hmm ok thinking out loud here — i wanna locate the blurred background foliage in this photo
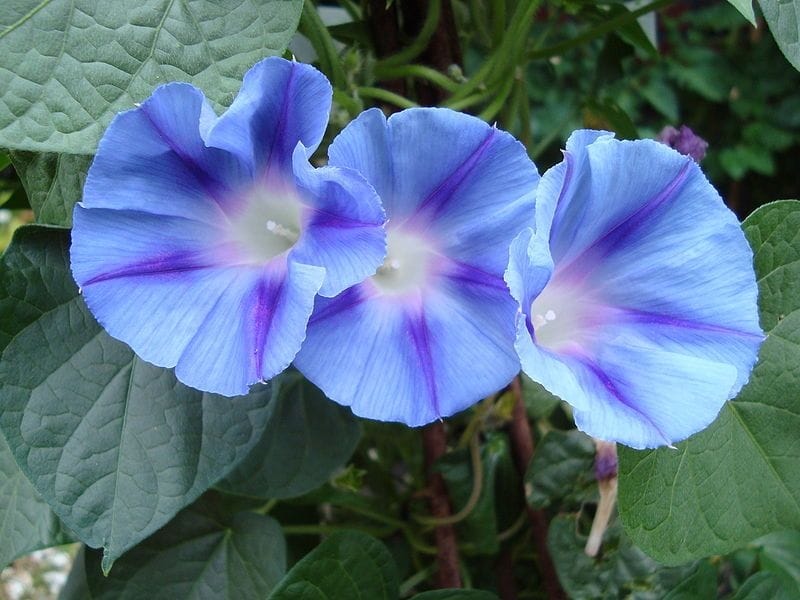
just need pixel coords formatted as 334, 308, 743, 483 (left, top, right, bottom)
306, 0, 800, 217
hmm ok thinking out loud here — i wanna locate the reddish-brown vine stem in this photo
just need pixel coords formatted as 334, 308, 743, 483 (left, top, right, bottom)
509, 377, 566, 600
422, 421, 462, 588
496, 546, 519, 600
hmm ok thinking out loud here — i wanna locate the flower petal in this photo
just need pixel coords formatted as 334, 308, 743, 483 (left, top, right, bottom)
601, 310, 763, 396
328, 108, 394, 205
295, 274, 519, 426
206, 57, 332, 175
82, 83, 247, 224
515, 325, 738, 448
294, 287, 432, 423
329, 107, 539, 276
72, 206, 238, 369
300, 107, 537, 425
572, 337, 737, 448
291, 145, 386, 297
552, 135, 762, 391
424, 272, 521, 417
535, 129, 613, 241
504, 227, 553, 316
177, 260, 325, 395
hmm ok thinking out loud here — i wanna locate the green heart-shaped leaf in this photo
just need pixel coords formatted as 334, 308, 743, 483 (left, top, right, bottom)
0, 226, 275, 571
0, 0, 303, 154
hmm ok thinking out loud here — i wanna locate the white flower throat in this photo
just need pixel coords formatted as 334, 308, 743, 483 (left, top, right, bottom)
371, 229, 435, 294
529, 278, 595, 351
230, 186, 302, 263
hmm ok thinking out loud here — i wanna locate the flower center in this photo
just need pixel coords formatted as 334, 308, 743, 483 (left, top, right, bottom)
529, 278, 602, 352
229, 184, 302, 263
370, 229, 436, 295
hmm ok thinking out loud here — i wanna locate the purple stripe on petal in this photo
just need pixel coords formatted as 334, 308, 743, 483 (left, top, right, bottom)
309, 286, 367, 325
252, 276, 284, 377
263, 61, 297, 177
310, 210, 383, 230
614, 307, 764, 339
139, 103, 231, 205
574, 354, 671, 445
559, 161, 691, 278
83, 251, 215, 286
443, 259, 509, 291
526, 315, 536, 341
550, 150, 576, 237
406, 308, 440, 417
415, 128, 496, 219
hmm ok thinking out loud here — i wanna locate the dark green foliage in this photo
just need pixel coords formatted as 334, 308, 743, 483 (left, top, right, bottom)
755, 531, 800, 596
269, 531, 398, 600
219, 372, 362, 500
438, 433, 509, 555
411, 591, 498, 600
61, 494, 286, 600
548, 516, 712, 599
526, 430, 596, 510
731, 572, 796, 600
759, 0, 800, 71
0, 432, 71, 569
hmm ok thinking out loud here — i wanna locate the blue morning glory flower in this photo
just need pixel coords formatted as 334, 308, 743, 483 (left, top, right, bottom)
70, 57, 385, 396
294, 108, 540, 426
505, 130, 763, 449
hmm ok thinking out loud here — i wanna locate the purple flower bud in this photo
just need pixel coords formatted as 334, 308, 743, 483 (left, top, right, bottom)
586, 439, 619, 557
657, 125, 709, 162
593, 440, 618, 481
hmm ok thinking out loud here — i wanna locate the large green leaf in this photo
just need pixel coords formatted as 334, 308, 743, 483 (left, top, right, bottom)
219, 372, 361, 499
0, 226, 275, 571
0, 431, 70, 569
759, 0, 800, 72
0, 0, 304, 154
9, 151, 92, 227
63, 495, 286, 599
269, 531, 399, 600
618, 201, 800, 564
